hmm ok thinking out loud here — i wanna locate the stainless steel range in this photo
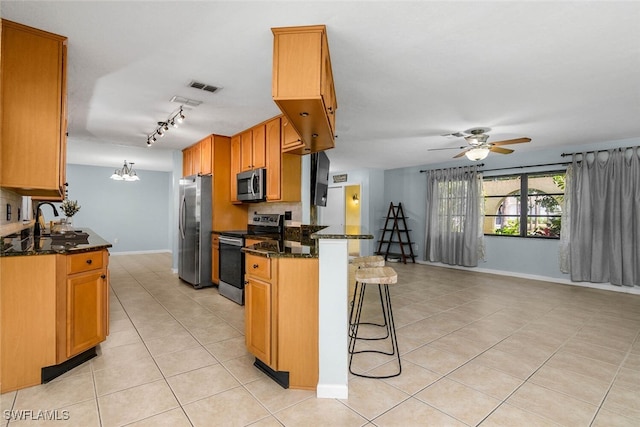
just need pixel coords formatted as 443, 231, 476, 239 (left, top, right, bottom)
218, 213, 283, 305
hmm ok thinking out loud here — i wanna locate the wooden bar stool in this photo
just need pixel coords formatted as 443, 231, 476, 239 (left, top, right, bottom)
349, 255, 386, 337
349, 266, 401, 379
350, 255, 385, 268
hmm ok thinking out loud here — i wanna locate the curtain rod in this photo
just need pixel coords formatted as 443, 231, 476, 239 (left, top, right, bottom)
419, 163, 484, 173
561, 145, 638, 157
419, 161, 569, 173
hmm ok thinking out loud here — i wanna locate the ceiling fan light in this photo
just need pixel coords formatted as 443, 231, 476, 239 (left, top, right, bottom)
465, 146, 490, 161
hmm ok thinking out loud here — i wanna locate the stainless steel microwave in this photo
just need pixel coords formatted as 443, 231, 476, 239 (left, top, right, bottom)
237, 168, 266, 202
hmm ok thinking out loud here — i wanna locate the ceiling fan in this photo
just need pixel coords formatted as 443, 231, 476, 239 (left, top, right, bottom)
431, 127, 531, 161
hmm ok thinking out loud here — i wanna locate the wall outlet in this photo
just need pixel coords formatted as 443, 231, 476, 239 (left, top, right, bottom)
113, 238, 119, 244
413, 242, 418, 251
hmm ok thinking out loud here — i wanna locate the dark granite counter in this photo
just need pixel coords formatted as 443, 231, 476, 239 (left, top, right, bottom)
310, 224, 374, 240
242, 239, 317, 258
1, 227, 112, 256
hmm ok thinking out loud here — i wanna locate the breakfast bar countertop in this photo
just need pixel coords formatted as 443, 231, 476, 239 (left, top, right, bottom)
242, 240, 318, 259
0, 227, 112, 257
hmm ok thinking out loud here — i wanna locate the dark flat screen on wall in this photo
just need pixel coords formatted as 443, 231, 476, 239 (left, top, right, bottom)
310, 151, 330, 206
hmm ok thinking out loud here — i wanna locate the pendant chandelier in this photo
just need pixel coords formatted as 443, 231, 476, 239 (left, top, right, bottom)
110, 160, 140, 181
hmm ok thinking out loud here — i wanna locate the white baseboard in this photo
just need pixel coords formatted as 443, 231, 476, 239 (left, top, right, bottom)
110, 249, 172, 256
316, 383, 348, 399
416, 260, 640, 295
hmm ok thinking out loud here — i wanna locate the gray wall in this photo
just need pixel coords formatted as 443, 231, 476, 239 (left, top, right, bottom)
381, 137, 640, 282
66, 164, 172, 253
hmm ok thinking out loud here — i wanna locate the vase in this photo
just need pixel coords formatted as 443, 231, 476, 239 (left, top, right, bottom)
60, 217, 73, 233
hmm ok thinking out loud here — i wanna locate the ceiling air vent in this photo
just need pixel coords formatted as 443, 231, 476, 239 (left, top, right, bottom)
188, 80, 220, 93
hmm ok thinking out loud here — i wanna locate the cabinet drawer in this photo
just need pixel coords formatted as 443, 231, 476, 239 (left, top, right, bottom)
246, 253, 271, 281
67, 251, 104, 274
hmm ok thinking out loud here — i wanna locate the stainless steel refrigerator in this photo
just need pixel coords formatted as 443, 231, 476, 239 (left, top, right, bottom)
178, 174, 212, 288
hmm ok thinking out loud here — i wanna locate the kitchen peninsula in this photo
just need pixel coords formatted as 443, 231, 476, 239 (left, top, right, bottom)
0, 228, 112, 393
312, 225, 373, 399
241, 225, 372, 398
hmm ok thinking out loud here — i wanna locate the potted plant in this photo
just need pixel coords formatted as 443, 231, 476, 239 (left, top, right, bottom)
59, 199, 81, 232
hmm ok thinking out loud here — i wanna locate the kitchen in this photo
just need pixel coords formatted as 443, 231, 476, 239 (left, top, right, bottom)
0, 16, 368, 402
2, 2, 640, 426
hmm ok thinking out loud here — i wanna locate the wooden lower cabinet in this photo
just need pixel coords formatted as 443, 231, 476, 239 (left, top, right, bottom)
0, 249, 110, 393
57, 249, 110, 362
245, 278, 273, 365
244, 253, 318, 390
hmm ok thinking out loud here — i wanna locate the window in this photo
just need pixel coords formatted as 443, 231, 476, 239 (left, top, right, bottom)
483, 171, 565, 238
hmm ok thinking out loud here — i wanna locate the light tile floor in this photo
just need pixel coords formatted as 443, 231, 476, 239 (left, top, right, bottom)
2, 253, 640, 426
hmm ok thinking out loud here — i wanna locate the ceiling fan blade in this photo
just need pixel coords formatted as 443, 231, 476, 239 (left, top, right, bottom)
453, 149, 470, 158
491, 137, 531, 146
428, 146, 466, 152
490, 146, 514, 155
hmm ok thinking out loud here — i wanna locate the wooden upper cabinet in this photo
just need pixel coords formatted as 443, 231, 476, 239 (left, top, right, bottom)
266, 118, 283, 201
1, 19, 68, 199
230, 134, 242, 203
272, 25, 337, 155
240, 127, 266, 172
200, 135, 212, 175
182, 136, 211, 177
281, 115, 304, 153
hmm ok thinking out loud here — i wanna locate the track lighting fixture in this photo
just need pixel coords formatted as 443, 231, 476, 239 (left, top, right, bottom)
147, 106, 186, 146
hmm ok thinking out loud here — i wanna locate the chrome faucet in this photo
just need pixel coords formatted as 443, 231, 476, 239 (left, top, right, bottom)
34, 202, 59, 236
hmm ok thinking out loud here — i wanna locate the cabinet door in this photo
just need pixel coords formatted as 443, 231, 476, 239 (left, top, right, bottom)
191, 144, 202, 175
66, 270, 107, 358
240, 130, 253, 171
266, 117, 282, 201
230, 135, 241, 202
281, 115, 305, 153
252, 124, 267, 169
182, 147, 193, 177
1, 21, 67, 198
322, 35, 337, 135
200, 136, 212, 175
245, 277, 272, 365
211, 235, 220, 284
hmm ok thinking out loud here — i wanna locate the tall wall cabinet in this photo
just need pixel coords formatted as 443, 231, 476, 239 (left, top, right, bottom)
1, 20, 68, 200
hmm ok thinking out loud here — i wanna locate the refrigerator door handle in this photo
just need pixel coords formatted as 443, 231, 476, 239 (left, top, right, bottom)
179, 195, 186, 239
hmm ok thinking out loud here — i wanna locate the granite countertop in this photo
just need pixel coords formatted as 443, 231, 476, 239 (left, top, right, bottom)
242, 239, 318, 259
1, 227, 112, 257
310, 224, 374, 240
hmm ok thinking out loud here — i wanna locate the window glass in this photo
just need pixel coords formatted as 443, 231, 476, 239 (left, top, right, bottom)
483, 172, 565, 238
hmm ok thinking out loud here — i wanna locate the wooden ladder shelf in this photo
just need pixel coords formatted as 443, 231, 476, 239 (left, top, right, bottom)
375, 202, 416, 264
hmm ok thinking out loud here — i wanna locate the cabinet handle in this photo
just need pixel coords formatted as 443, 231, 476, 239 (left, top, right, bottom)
101, 274, 106, 279
86, 259, 93, 265
244, 280, 249, 285
253, 264, 259, 269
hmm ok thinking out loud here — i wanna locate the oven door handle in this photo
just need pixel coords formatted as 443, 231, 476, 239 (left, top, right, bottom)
219, 236, 243, 247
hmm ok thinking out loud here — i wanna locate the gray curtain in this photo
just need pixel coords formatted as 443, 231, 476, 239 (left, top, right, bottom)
424, 166, 484, 267
568, 147, 640, 287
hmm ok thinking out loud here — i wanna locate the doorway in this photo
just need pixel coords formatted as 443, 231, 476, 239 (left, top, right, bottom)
319, 185, 361, 257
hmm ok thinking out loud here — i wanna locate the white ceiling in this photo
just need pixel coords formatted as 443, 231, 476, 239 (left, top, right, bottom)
2, 1, 639, 173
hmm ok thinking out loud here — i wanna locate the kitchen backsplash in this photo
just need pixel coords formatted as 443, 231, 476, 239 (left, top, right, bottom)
247, 201, 302, 224
0, 188, 23, 227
